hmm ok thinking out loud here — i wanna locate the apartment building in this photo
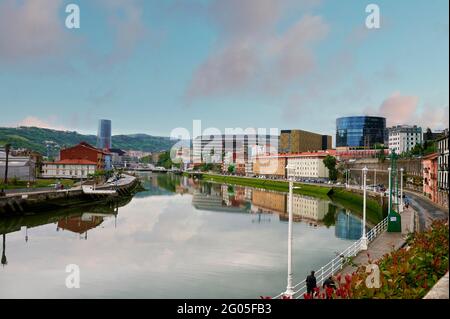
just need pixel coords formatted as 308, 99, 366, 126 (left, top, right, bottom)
437, 130, 449, 208
388, 125, 422, 154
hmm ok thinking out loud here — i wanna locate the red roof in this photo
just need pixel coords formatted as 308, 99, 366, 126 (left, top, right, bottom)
45, 159, 97, 165
65, 142, 111, 155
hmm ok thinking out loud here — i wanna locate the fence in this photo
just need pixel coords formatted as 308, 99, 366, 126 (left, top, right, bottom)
273, 216, 389, 299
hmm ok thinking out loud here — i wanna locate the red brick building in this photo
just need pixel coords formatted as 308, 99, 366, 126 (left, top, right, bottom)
60, 142, 107, 170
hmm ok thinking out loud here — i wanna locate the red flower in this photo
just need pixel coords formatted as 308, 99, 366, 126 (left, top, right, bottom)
326, 287, 334, 298
282, 295, 292, 299
304, 293, 312, 300
260, 296, 272, 299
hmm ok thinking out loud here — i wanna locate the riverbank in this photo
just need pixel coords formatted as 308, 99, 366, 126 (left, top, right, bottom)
200, 173, 385, 224
0, 174, 142, 217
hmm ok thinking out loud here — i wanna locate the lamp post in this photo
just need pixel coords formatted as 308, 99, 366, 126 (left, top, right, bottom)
388, 167, 392, 216
284, 164, 294, 297
399, 168, 404, 212
345, 169, 349, 188
361, 167, 368, 250
374, 169, 377, 192
3, 143, 11, 185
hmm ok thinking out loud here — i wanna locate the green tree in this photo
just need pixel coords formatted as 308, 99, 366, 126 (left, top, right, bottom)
157, 151, 175, 169
322, 204, 337, 228
227, 164, 235, 174
424, 127, 433, 141
323, 155, 338, 181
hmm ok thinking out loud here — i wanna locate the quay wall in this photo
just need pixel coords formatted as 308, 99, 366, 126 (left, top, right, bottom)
0, 175, 140, 217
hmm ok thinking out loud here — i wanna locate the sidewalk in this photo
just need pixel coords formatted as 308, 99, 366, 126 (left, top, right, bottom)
424, 272, 449, 299
338, 206, 414, 277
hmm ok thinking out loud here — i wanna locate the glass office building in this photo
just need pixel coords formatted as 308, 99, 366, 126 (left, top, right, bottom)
97, 119, 112, 150
336, 116, 386, 148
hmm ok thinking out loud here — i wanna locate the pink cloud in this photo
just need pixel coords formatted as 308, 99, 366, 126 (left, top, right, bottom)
378, 92, 419, 126
367, 92, 449, 130
16, 116, 67, 131
0, 0, 145, 70
0, 0, 68, 63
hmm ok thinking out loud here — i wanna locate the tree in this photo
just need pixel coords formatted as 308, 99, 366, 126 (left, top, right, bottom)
425, 127, 433, 141
227, 164, 235, 174
323, 155, 338, 181
157, 151, 175, 169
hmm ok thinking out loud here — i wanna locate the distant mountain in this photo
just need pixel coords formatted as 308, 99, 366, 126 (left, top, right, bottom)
0, 126, 178, 155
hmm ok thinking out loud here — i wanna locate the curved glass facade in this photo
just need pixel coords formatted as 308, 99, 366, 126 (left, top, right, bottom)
336, 116, 386, 148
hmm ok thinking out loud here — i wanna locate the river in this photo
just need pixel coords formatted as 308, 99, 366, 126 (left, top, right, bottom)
0, 173, 363, 298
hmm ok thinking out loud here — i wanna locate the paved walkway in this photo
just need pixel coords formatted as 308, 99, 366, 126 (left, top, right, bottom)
424, 272, 449, 299
338, 206, 414, 277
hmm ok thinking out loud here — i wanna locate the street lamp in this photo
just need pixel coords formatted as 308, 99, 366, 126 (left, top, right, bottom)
399, 168, 404, 212
3, 144, 11, 185
361, 167, 368, 250
388, 167, 392, 216
284, 164, 301, 298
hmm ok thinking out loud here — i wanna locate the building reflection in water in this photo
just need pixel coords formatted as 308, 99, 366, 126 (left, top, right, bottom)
190, 182, 365, 237
334, 210, 363, 240
192, 183, 251, 213
57, 213, 115, 240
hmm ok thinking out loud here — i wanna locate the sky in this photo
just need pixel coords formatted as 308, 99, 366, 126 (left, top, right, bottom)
0, 0, 448, 138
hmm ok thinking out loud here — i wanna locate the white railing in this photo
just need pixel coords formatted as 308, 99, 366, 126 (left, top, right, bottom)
273, 216, 389, 299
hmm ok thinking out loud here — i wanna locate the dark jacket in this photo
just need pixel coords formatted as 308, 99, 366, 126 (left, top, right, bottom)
323, 278, 336, 289
306, 275, 317, 289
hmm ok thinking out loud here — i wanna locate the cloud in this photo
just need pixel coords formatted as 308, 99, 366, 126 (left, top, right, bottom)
0, 0, 146, 71
0, 0, 69, 64
185, 0, 327, 101
15, 116, 67, 131
367, 92, 449, 129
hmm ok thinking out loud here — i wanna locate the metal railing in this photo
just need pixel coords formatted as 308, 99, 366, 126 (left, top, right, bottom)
273, 216, 389, 299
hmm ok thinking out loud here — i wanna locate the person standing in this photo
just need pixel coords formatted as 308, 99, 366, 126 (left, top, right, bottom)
306, 271, 317, 298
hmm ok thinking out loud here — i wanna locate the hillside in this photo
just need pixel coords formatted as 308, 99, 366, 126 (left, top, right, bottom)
0, 126, 178, 155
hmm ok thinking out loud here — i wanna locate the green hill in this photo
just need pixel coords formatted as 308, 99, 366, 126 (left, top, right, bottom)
0, 126, 177, 155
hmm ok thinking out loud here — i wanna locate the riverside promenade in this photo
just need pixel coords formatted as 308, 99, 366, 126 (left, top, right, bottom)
338, 206, 415, 277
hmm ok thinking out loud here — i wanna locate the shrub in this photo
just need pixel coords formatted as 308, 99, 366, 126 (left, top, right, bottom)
303, 220, 449, 299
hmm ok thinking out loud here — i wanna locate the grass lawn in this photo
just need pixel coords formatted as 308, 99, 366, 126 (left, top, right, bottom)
0, 178, 75, 190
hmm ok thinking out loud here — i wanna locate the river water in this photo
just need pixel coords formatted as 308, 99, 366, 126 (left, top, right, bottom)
0, 173, 363, 298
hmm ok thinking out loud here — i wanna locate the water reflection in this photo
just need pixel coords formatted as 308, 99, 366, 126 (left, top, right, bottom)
0, 173, 363, 298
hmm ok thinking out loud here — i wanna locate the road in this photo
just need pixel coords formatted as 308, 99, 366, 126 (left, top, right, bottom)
405, 190, 448, 231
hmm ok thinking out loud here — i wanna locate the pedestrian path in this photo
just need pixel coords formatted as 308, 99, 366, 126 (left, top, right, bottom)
338, 206, 414, 277
424, 272, 449, 299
